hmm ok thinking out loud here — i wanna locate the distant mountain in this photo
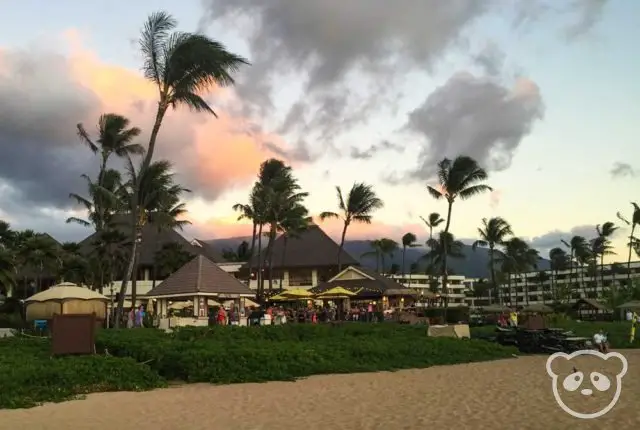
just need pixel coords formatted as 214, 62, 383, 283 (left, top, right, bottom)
207, 237, 551, 279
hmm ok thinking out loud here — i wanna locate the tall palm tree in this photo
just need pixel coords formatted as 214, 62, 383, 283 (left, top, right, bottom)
114, 158, 190, 327
500, 238, 537, 306
549, 247, 568, 302
591, 222, 618, 294
0, 248, 15, 294
138, 11, 249, 169
319, 182, 384, 271
617, 202, 640, 287
422, 232, 465, 300
401, 232, 419, 276
575, 245, 594, 297
277, 205, 312, 288
379, 238, 399, 273
361, 239, 385, 272
560, 235, 588, 296
471, 217, 513, 304
19, 234, 60, 293
232, 197, 258, 283
426, 156, 492, 315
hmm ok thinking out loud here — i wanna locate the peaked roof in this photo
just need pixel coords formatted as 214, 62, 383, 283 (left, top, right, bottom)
242, 223, 359, 269
146, 255, 254, 298
312, 265, 414, 296
77, 215, 226, 265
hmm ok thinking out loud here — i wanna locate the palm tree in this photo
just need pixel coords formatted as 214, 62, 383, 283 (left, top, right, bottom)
154, 242, 194, 279
471, 217, 513, 304
277, 205, 312, 287
0, 248, 15, 294
319, 182, 384, 271
401, 232, 419, 276
426, 156, 492, 315
549, 247, 568, 302
617, 202, 640, 287
561, 235, 589, 296
422, 232, 465, 302
499, 237, 538, 306
114, 158, 190, 327
232, 197, 258, 283
419, 213, 445, 241
591, 222, 618, 293
19, 234, 60, 293
379, 238, 399, 273
361, 239, 385, 272
77, 113, 144, 180
138, 11, 249, 169
149, 196, 191, 290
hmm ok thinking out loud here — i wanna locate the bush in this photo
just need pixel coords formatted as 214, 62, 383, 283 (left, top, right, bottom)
96, 324, 517, 384
470, 320, 640, 349
0, 336, 166, 409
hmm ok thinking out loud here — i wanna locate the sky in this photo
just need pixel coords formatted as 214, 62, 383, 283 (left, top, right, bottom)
0, 0, 638, 263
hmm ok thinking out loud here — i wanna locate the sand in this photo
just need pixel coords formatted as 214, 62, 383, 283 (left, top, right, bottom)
2, 351, 639, 430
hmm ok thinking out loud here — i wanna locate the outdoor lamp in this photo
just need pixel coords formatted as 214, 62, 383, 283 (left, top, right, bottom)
400, 297, 404, 302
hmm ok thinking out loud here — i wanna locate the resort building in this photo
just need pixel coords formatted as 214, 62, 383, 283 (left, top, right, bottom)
238, 223, 360, 291
505, 260, 640, 305
76, 218, 227, 301
386, 274, 476, 308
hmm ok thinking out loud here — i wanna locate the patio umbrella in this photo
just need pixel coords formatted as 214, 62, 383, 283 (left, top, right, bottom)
25, 282, 108, 302
480, 304, 512, 313
315, 286, 359, 299
268, 293, 291, 301
520, 303, 553, 314
280, 288, 313, 298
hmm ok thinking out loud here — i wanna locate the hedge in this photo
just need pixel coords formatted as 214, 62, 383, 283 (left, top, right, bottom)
96, 324, 518, 383
470, 320, 640, 349
0, 337, 166, 409
0, 324, 518, 409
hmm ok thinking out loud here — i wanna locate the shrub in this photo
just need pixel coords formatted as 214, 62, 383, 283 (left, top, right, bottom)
0, 336, 166, 409
96, 324, 518, 384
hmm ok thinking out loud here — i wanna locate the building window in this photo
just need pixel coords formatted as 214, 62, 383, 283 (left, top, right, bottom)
288, 270, 313, 286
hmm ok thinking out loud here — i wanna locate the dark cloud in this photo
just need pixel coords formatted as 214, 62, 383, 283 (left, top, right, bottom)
610, 162, 636, 179
350, 140, 403, 160
528, 223, 626, 258
0, 50, 99, 208
200, 0, 609, 158
404, 72, 544, 180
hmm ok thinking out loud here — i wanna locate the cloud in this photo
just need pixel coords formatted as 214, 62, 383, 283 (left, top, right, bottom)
610, 162, 636, 179
350, 140, 403, 160
200, 0, 608, 159
0, 35, 287, 236
404, 73, 544, 180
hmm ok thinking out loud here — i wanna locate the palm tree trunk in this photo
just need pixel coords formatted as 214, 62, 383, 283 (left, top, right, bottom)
337, 221, 349, 272
131, 253, 139, 311
489, 246, 498, 305
441, 201, 453, 317
266, 223, 277, 292
141, 102, 169, 170
600, 254, 605, 296
256, 224, 264, 301
627, 224, 636, 288
247, 222, 257, 284
279, 235, 288, 289
402, 246, 406, 275
115, 236, 139, 328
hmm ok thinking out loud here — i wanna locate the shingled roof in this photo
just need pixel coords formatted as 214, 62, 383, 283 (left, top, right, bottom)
77, 215, 226, 265
146, 254, 254, 298
242, 223, 359, 269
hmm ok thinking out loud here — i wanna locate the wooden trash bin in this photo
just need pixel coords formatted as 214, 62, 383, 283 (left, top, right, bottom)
51, 313, 97, 356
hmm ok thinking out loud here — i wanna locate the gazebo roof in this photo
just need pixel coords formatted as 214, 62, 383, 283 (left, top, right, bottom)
311, 266, 416, 297
146, 255, 254, 298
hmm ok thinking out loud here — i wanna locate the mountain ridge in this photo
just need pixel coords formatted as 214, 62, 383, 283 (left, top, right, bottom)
206, 236, 551, 279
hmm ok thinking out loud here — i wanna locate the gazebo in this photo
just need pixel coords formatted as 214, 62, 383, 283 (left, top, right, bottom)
146, 255, 255, 329
573, 298, 612, 320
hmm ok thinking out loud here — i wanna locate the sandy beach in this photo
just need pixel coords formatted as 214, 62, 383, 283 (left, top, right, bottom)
2, 351, 638, 430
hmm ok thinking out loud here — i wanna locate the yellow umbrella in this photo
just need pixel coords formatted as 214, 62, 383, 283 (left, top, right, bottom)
268, 293, 290, 301
280, 288, 313, 298
315, 286, 358, 298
